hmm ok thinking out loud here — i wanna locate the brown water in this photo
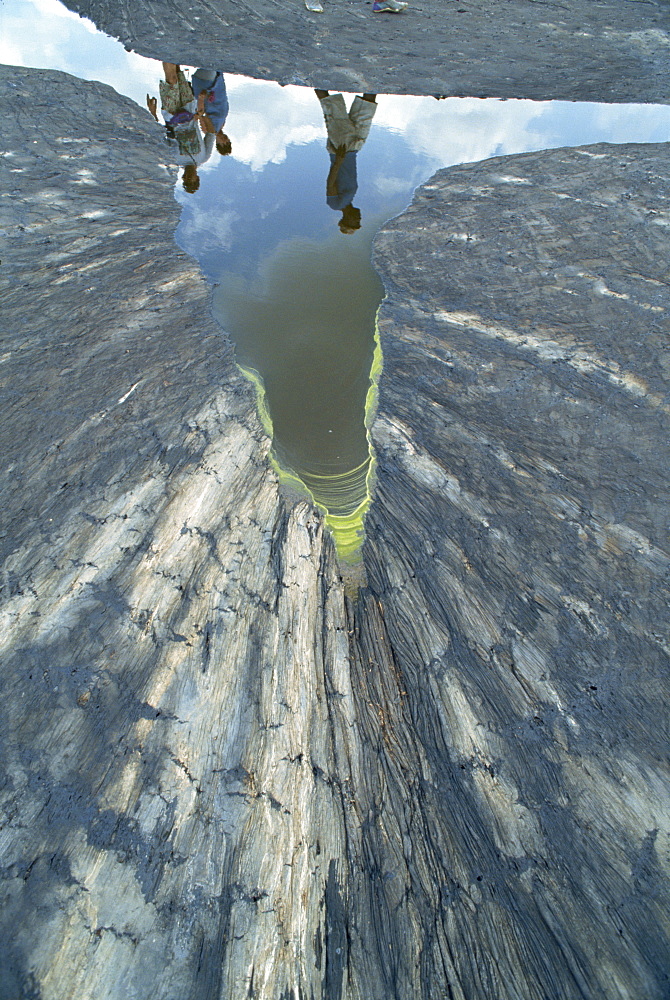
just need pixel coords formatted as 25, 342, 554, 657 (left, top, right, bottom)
213, 228, 383, 499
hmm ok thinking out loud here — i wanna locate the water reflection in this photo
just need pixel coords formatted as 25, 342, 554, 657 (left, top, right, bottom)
316, 89, 377, 234
146, 63, 232, 193
5, 0, 670, 558
205, 91, 387, 560
206, 89, 385, 562
214, 226, 383, 562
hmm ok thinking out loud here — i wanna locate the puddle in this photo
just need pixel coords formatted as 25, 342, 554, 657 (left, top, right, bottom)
212, 227, 383, 563
3, 0, 670, 561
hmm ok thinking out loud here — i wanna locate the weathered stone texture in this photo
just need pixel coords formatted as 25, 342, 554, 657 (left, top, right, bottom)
1, 66, 669, 1000
62, 0, 670, 103
368, 142, 670, 998
0, 67, 354, 1000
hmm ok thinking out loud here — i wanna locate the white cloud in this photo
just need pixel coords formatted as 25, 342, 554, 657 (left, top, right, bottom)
376, 95, 546, 167
373, 175, 421, 197
225, 80, 325, 170
29, 0, 83, 20
177, 200, 236, 257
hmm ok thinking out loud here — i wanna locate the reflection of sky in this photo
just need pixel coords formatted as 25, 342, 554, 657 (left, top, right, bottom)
2, 0, 670, 186
4, 0, 670, 349
0, 0, 164, 105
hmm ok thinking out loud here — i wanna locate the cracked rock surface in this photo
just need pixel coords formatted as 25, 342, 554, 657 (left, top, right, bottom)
369, 142, 670, 998
62, 0, 670, 102
1, 65, 669, 1000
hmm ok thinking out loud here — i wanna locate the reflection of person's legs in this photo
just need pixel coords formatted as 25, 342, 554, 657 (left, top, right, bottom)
192, 68, 218, 88
347, 95, 377, 151
317, 92, 356, 153
159, 63, 194, 115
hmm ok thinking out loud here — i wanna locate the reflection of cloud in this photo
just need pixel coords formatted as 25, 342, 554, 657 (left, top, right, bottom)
0, 0, 164, 107
375, 96, 547, 167
374, 174, 425, 198
176, 198, 236, 260
225, 80, 324, 170
587, 102, 670, 144
29, 0, 82, 20
375, 94, 670, 169
224, 85, 670, 178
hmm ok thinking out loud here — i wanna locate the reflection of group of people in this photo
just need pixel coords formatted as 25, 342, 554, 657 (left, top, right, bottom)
146, 62, 231, 193
147, 64, 377, 232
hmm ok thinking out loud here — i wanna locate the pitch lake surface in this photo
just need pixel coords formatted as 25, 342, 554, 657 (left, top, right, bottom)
3, 0, 670, 558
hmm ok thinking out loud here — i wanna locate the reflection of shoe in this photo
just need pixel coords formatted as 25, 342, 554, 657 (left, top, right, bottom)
373, 0, 408, 10
305, 0, 324, 9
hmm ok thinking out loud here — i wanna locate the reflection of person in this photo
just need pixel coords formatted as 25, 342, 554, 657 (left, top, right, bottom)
191, 69, 232, 155
315, 90, 377, 234
146, 63, 232, 193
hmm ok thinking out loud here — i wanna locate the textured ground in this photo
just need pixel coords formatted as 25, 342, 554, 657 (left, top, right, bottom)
369, 142, 670, 999
63, 0, 670, 102
1, 65, 669, 1000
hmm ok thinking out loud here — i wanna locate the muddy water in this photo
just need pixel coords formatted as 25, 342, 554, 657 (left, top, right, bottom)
213, 232, 382, 518
3, 0, 670, 558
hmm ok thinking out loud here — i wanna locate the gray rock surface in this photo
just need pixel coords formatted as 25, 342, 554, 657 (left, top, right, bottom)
0, 67, 347, 1000
1, 64, 669, 1000
368, 142, 670, 999
63, 0, 670, 103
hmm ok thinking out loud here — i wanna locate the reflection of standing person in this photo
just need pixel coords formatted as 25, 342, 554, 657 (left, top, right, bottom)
315, 90, 377, 234
191, 69, 232, 155
146, 63, 231, 193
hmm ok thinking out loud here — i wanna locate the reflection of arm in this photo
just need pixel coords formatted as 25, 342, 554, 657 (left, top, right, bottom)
198, 112, 216, 134
326, 145, 347, 197
202, 132, 216, 163
196, 88, 217, 133
146, 95, 159, 122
